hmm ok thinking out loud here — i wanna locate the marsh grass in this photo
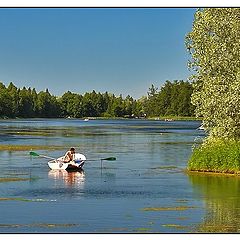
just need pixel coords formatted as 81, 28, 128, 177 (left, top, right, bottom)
188, 139, 240, 174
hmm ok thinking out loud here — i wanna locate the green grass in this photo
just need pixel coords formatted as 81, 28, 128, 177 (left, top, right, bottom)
188, 139, 240, 174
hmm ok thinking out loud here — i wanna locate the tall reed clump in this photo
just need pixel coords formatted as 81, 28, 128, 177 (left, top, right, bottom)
188, 138, 240, 174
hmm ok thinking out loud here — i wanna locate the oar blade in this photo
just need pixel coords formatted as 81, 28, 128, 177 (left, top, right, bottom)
101, 157, 116, 161
29, 151, 40, 157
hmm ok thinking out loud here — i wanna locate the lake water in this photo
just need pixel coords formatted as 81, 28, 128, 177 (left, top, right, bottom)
0, 119, 239, 233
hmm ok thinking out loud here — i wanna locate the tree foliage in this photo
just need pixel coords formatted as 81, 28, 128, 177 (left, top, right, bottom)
144, 80, 194, 117
186, 8, 240, 139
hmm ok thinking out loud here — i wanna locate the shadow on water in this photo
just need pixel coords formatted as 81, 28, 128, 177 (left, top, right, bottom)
188, 173, 240, 232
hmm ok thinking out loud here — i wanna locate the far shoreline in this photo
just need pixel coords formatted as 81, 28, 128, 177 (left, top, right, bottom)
0, 116, 202, 121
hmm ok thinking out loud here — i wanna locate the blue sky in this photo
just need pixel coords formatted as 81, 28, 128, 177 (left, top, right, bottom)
0, 8, 196, 98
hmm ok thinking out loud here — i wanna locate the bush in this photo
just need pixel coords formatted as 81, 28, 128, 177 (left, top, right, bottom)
188, 138, 240, 174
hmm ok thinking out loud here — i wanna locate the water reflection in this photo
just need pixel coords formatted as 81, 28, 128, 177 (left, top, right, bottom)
188, 173, 240, 232
48, 170, 85, 188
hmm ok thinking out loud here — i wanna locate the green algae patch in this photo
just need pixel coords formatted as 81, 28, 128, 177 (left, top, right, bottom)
0, 144, 63, 151
0, 177, 29, 183
142, 206, 197, 211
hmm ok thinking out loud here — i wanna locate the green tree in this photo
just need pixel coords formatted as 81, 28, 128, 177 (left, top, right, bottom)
145, 84, 158, 116
186, 8, 240, 139
37, 89, 60, 117
18, 87, 35, 117
0, 82, 13, 117
7, 82, 19, 117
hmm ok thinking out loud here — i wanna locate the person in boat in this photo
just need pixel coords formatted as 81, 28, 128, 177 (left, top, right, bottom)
64, 147, 76, 163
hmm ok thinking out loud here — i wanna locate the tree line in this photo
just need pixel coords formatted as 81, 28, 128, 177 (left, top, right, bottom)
0, 80, 195, 118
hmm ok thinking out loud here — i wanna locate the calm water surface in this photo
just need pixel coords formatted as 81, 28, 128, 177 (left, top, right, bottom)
0, 119, 239, 233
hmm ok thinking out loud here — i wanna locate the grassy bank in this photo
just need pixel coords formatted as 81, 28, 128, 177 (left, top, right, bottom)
188, 139, 240, 174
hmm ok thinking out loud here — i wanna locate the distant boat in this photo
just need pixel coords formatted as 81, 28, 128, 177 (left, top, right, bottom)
198, 124, 205, 130
165, 118, 173, 122
84, 118, 89, 122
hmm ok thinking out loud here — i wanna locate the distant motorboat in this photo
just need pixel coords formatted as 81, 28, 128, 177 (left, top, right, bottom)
84, 118, 89, 122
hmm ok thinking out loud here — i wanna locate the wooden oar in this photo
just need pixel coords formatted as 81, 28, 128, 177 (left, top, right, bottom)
30, 151, 116, 162
86, 157, 116, 161
29, 151, 56, 160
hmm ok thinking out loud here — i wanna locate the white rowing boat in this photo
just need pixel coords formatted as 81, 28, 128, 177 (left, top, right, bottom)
47, 153, 86, 171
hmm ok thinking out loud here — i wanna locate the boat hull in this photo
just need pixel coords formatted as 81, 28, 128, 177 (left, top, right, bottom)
66, 160, 85, 171
48, 153, 86, 171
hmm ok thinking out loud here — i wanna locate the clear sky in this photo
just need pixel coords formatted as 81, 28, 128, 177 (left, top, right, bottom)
0, 8, 196, 99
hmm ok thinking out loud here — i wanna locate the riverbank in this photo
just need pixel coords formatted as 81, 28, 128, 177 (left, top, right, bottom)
188, 139, 240, 175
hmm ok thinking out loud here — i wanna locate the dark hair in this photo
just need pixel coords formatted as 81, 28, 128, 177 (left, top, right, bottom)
70, 147, 75, 152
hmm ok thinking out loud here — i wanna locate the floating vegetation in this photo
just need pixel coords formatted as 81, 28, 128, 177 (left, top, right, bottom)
153, 141, 196, 145
4, 173, 29, 176
176, 217, 189, 221
0, 144, 63, 151
99, 227, 129, 232
151, 166, 178, 170
0, 197, 56, 202
134, 227, 151, 232
175, 199, 189, 203
0, 177, 29, 183
0, 197, 32, 201
6, 131, 54, 136
0, 223, 79, 228
142, 206, 197, 211
162, 224, 188, 230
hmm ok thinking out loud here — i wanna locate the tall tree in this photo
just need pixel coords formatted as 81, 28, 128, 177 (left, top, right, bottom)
186, 8, 240, 139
